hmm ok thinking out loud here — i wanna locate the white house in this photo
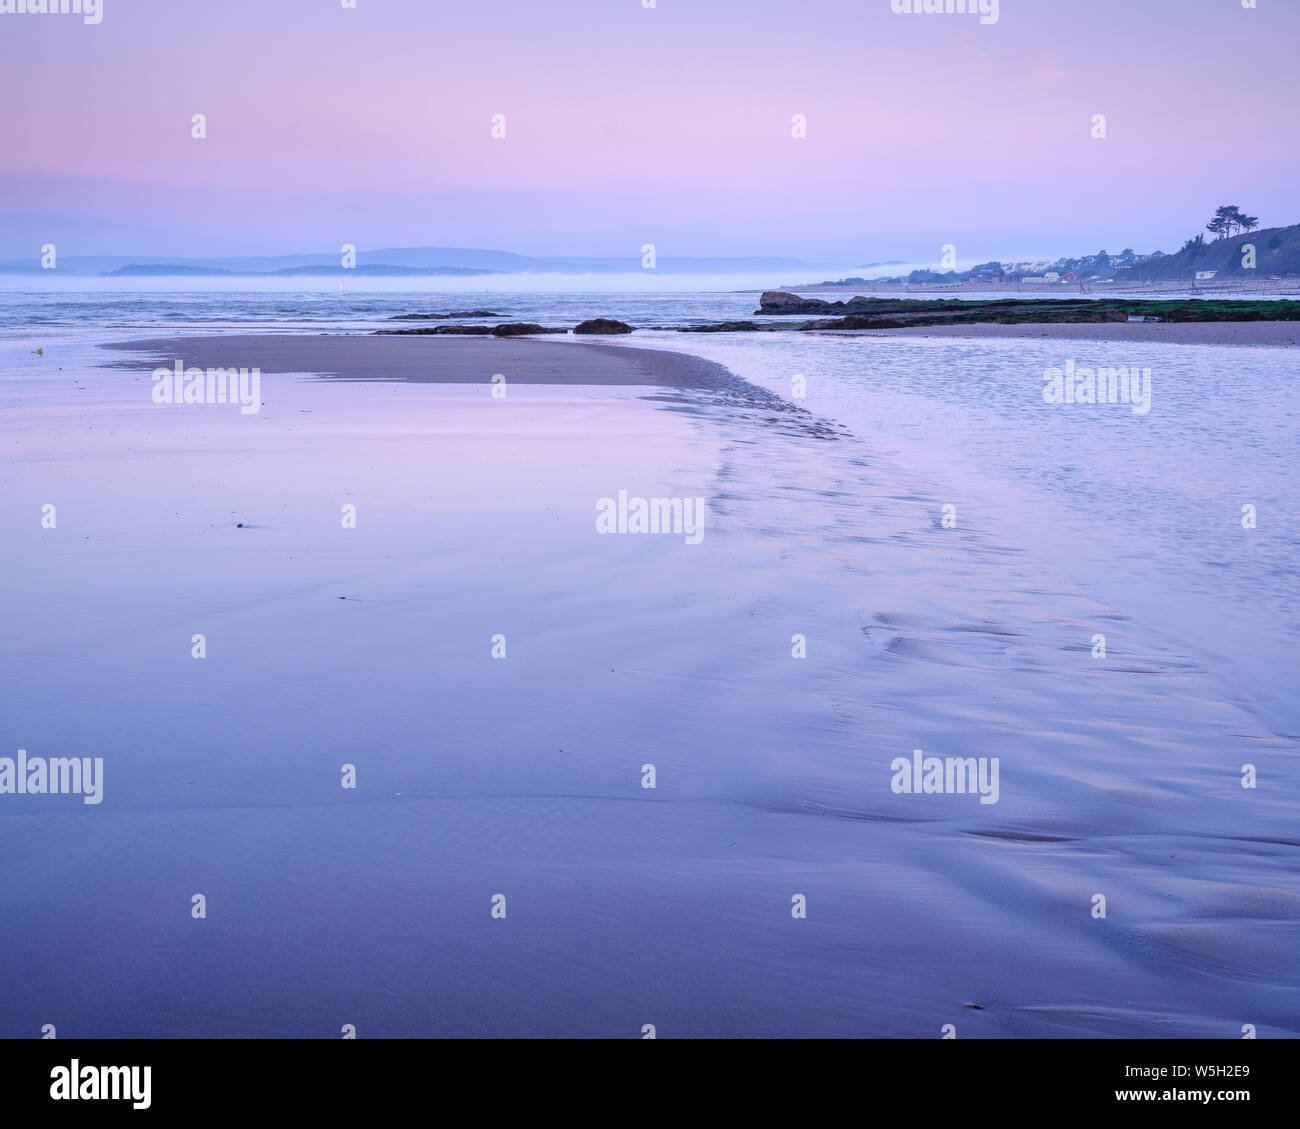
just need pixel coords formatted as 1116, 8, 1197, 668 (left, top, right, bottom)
1195, 270, 1218, 280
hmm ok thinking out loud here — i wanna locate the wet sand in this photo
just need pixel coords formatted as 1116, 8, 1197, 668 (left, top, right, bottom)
0, 331, 1295, 1037
102, 332, 729, 388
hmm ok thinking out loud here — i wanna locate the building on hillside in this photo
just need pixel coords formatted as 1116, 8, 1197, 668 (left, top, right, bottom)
1195, 270, 1218, 280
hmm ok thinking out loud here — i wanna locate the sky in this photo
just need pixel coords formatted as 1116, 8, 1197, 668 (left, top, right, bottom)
1, 0, 1297, 265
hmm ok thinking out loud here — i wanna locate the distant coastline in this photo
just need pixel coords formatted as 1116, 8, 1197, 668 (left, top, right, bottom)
793, 216, 1300, 291
781, 277, 1300, 297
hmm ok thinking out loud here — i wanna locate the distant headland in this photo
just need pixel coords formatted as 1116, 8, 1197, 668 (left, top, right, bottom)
796, 209, 1300, 294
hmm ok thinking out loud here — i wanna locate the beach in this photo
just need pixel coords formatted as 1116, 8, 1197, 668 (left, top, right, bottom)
1, 328, 1296, 1036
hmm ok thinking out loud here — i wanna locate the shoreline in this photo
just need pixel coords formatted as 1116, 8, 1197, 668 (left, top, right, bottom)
823, 320, 1300, 346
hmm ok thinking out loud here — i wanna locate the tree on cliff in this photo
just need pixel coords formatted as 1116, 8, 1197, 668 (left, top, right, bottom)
1206, 205, 1259, 240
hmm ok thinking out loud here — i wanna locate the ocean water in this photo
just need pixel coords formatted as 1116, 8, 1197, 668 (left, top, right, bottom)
1, 289, 1297, 1036
0, 287, 772, 338
621, 328, 1300, 737
2, 282, 1292, 343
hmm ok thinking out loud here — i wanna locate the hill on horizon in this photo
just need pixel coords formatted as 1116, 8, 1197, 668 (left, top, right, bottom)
1119, 223, 1300, 281
0, 246, 822, 277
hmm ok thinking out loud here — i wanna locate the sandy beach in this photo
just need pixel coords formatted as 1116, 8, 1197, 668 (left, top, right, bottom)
1, 329, 1296, 1037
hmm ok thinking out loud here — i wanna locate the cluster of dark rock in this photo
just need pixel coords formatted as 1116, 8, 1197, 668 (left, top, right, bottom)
378, 322, 564, 337
377, 317, 635, 337
755, 291, 879, 315
387, 310, 503, 320
572, 318, 634, 335
680, 321, 762, 333
665, 291, 1300, 333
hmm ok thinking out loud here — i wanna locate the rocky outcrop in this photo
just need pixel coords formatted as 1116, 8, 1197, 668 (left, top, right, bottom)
757, 291, 875, 314
377, 322, 566, 336
491, 323, 566, 336
388, 310, 501, 320
810, 315, 907, 330
680, 321, 761, 333
573, 318, 634, 334
376, 325, 489, 335
377, 325, 492, 335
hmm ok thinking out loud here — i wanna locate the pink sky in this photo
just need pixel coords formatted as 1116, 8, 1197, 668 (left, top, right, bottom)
1, 0, 1296, 261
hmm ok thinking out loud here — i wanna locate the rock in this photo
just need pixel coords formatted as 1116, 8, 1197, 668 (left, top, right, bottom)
388, 310, 501, 320
377, 323, 565, 336
678, 321, 761, 333
757, 291, 833, 314
490, 323, 564, 336
375, 325, 491, 335
573, 318, 634, 335
756, 291, 878, 315
813, 315, 906, 330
